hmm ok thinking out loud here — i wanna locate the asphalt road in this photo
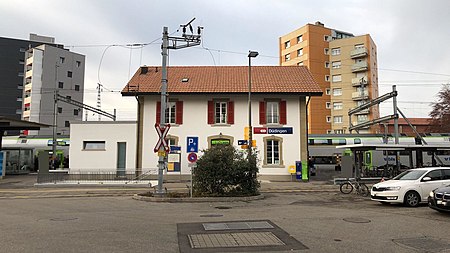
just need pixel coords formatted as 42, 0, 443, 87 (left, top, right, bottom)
1, 191, 449, 253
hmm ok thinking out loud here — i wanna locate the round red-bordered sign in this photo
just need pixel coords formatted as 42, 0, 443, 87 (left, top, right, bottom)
188, 152, 198, 163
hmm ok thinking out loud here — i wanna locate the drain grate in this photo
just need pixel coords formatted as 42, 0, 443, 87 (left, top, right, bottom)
49, 217, 78, 222
188, 232, 285, 248
343, 217, 371, 223
199, 214, 223, 218
393, 237, 450, 252
203, 221, 274, 231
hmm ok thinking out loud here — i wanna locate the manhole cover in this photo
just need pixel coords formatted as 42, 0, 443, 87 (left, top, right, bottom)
343, 217, 371, 223
200, 214, 223, 217
393, 237, 450, 252
188, 232, 285, 248
215, 206, 232, 209
49, 217, 78, 222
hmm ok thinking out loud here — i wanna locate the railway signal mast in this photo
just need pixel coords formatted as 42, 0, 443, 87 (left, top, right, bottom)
156, 18, 203, 196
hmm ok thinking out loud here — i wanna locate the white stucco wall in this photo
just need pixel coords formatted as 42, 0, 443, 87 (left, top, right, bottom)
141, 94, 305, 176
69, 121, 136, 173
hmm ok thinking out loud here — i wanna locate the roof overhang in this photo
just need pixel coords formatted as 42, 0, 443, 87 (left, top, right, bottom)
0, 116, 50, 131
122, 91, 324, 97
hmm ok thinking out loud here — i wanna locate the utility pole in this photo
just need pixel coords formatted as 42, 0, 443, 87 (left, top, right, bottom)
52, 90, 58, 162
156, 18, 203, 196
97, 83, 102, 121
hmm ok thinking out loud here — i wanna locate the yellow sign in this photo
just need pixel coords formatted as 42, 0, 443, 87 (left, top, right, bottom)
241, 145, 248, 149
167, 162, 174, 171
244, 126, 249, 140
289, 165, 296, 174
157, 151, 166, 157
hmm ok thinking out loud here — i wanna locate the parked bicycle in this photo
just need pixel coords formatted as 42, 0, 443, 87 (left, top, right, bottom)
339, 179, 370, 197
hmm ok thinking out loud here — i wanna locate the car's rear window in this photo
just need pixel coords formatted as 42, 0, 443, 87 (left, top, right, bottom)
443, 169, 450, 180
393, 170, 426, 180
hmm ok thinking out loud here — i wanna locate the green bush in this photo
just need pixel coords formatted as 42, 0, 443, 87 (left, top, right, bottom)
192, 145, 260, 197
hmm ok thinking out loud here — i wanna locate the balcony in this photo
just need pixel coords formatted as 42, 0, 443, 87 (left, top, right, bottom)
23, 110, 30, 118
25, 69, 32, 78
351, 61, 368, 72
25, 83, 32, 92
352, 90, 369, 100
350, 47, 368, 58
24, 96, 32, 105
26, 56, 33, 65
354, 109, 370, 115
352, 76, 368, 86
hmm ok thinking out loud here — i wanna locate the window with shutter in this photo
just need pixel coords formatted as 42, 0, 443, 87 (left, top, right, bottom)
176, 101, 183, 124
207, 100, 214, 124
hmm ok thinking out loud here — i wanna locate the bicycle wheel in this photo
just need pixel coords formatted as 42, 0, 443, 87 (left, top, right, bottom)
340, 182, 353, 194
358, 183, 370, 197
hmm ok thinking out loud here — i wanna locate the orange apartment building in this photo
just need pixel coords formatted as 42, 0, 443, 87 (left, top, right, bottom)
279, 22, 380, 134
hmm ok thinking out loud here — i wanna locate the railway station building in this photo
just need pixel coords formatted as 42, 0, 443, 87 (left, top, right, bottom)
70, 66, 322, 180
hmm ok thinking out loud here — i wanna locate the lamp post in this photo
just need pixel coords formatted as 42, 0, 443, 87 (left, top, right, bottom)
248, 50, 258, 156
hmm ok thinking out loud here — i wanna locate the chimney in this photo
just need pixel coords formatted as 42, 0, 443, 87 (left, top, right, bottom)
140, 66, 148, 75
315, 21, 324, 27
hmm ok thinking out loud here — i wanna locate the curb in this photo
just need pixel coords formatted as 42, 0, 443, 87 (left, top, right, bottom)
132, 193, 265, 202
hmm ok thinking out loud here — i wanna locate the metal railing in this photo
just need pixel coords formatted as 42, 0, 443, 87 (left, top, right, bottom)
37, 168, 158, 184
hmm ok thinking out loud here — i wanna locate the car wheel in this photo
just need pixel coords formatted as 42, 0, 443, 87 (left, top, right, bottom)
404, 191, 420, 207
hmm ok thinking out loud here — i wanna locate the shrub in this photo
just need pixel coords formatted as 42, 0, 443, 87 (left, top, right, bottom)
192, 145, 260, 197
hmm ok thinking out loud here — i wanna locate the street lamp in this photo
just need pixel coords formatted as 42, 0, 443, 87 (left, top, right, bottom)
248, 50, 258, 155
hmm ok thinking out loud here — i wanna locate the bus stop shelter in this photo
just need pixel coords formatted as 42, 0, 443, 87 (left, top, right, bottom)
0, 116, 49, 179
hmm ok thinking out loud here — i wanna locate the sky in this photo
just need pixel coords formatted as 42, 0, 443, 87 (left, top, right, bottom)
2, 0, 450, 121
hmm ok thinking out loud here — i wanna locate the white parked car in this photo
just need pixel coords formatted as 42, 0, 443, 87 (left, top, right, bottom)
371, 167, 450, 207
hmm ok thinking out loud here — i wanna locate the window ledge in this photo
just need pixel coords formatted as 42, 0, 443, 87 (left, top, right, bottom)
262, 164, 285, 168
211, 124, 231, 127
264, 124, 283, 127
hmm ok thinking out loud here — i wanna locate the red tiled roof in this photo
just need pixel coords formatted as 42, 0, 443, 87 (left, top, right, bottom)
122, 66, 322, 95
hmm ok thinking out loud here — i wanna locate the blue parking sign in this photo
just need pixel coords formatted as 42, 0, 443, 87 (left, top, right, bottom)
187, 136, 199, 153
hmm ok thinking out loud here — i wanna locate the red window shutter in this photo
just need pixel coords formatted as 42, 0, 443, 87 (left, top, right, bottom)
207, 100, 214, 124
280, 100, 287, 125
227, 101, 234, 124
259, 101, 266, 125
156, 101, 161, 123
176, 101, 183, 124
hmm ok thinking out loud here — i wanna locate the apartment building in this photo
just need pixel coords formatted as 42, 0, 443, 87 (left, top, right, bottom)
0, 34, 61, 135
279, 22, 379, 134
23, 44, 85, 136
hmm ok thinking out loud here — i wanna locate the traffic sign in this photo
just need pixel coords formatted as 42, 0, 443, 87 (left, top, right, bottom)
187, 136, 198, 153
170, 146, 181, 151
238, 140, 248, 145
188, 152, 198, 163
154, 123, 171, 153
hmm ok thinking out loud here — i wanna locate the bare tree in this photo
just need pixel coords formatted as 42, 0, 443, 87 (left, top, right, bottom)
428, 84, 450, 132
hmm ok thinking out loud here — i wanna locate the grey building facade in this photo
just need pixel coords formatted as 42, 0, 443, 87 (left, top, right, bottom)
0, 35, 62, 135
23, 44, 85, 136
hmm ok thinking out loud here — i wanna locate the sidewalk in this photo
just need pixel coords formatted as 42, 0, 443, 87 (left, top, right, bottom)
0, 174, 339, 199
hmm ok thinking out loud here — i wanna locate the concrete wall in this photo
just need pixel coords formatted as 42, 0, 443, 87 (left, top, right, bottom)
69, 122, 137, 172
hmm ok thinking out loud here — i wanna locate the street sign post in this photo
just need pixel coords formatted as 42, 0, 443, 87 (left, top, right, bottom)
154, 123, 170, 152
